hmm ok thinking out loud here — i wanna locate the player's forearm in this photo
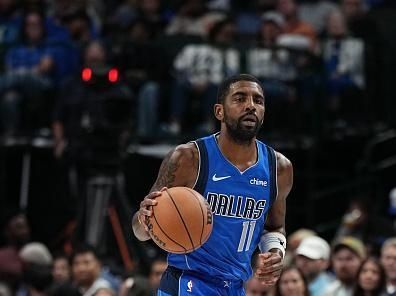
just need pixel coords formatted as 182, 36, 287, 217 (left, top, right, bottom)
132, 213, 151, 241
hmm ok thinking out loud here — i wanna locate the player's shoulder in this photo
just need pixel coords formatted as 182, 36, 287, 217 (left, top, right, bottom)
168, 142, 199, 167
172, 142, 198, 157
274, 150, 293, 175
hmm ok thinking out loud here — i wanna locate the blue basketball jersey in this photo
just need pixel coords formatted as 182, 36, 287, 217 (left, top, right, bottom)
167, 133, 277, 281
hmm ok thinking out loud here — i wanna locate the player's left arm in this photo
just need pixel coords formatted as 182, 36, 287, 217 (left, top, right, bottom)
255, 151, 293, 285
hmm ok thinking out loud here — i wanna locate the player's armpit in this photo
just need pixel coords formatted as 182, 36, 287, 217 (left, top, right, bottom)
150, 143, 199, 191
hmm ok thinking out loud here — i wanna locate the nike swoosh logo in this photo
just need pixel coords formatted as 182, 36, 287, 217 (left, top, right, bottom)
212, 174, 231, 181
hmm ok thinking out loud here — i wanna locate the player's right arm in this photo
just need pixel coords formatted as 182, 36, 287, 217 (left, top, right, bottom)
132, 143, 198, 241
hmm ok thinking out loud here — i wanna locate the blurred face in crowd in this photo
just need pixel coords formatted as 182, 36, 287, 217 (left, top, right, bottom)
295, 255, 328, 281
246, 276, 269, 296
327, 11, 347, 39
381, 244, 396, 282
149, 260, 167, 290
84, 42, 106, 67
214, 22, 236, 46
278, 268, 307, 296
72, 252, 101, 287
260, 21, 282, 45
342, 0, 364, 19
52, 256, 71, 283
277, 0, 297, 19
332, 248, 362, 284
139, 0, 160, 15
25, 12, 44, 44
358, 259, 383, 292
5, 213, 30, 247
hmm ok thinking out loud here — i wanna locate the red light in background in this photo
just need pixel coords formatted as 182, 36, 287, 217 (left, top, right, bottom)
108, 68, 119, 83
82, 68, 92, 82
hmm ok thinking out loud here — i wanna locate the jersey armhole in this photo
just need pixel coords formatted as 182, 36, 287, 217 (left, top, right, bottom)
266, 145, 278, 209
192, 139, 208, 195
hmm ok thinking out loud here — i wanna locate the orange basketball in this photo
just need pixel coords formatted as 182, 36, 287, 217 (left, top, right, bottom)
146, 187, 213, 254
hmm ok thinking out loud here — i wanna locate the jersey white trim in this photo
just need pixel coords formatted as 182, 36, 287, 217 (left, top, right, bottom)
191, 141, 201, 189
274, 150, 279, 200
184, 254, 192, 270
212, 133, 260, 175
178, 271, 184, 296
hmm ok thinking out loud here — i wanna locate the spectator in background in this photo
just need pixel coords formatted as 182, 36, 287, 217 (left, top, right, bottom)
246, 11, 299, 132
274, 266, 310, 296
148, 257, 167, 294
0, 211, 30, 292
117, 19, 169, 139
165, 0, 224, 37
52, 40, 132, 159
62, 9, 98, 47
340, 0, 381, 121
380, 238, 396, 295
353, 257, 386, 296
341, 0, 373, 40
165, 17, 240, 135
298, 0, 339, 35
0, 10, 55, 135
71, 245, 114, 296
0, 0, 22, 44
295, 236, 334, 296
52, 253, 71, 284
17, 242, 54, 296
323, 236, 366, 296
135, 0, 168, 37
284, 228, 317, 266
276, 0, 317, 51
322, 10, 365, 122
334, 198, 395, 255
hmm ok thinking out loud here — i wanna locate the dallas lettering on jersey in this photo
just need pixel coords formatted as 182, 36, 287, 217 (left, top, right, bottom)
207, 192, 266, 220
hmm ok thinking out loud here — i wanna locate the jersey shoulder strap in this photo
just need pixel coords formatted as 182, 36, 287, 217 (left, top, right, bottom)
265, 145, 278, 209
193, 138, 209, 195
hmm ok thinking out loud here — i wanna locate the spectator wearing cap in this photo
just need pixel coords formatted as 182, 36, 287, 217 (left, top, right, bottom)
283, 228, 317, 266
16, 242, 54, 296
295, 236, 334, 296
323, 236, 366, 296
380, 238, 396, 296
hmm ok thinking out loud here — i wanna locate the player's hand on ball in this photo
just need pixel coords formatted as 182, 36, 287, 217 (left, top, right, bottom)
255, 252, 283, 286
138, 190, 164, 231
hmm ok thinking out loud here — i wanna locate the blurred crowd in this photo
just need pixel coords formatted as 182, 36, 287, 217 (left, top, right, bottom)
0, 0, 389, 144
1, 196, 396, 295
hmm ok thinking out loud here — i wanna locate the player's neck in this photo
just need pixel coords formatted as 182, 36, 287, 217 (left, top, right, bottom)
216, 132, 257, 169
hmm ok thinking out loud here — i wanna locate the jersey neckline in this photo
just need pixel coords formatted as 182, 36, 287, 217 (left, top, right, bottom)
212, 132, 260, 175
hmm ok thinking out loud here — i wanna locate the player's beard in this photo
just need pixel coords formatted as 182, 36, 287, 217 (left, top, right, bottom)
223, 110, 263, 145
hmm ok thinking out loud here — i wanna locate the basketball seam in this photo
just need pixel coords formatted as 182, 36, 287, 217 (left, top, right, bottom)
185, 188, 206, 245
152, 207, 187, 253
165, 189, 196, 251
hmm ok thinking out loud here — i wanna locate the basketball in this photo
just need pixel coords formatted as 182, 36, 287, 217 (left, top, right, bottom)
145, 187, 213, 254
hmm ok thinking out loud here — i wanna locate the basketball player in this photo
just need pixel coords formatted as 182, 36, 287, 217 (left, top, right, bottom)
132, 74, 293, 295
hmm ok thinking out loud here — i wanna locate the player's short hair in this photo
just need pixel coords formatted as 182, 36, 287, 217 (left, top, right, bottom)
217, 74, 263, 104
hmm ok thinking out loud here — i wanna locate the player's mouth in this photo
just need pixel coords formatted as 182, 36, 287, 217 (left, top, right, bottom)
241, 114, 258, 126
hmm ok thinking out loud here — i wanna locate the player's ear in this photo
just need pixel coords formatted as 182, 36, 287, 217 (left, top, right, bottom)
214, 104, 223, 121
